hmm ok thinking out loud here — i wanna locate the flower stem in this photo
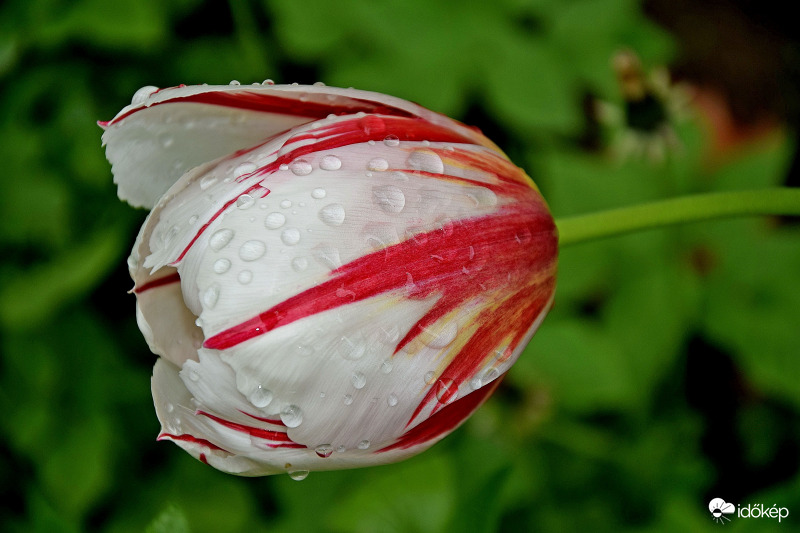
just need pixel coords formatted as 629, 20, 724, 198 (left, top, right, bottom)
556, 188, 800, 247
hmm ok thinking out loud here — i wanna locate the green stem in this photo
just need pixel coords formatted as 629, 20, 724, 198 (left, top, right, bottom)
556, 188, 800, 247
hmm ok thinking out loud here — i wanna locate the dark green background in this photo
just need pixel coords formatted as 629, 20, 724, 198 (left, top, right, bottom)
1, 0, 798, 531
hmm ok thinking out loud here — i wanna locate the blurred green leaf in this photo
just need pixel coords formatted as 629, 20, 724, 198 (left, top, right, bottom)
145, 505, 190, 533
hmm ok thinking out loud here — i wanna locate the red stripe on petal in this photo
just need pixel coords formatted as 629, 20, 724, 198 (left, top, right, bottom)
158, 432, 228, 452
134, 271, 181, 293
378, 377, 502, 453
196, 410, 305, 448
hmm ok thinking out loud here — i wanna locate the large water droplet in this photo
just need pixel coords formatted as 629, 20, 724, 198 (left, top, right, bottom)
290, 159, 313, 176
236, 194, 255, 209
233, 162, 257, 180
281, 228, 301, 246
467, 187, 498, 207
291, 256, 309, 272
238, 270, 253, 284
203, 284, 220, 309
407, 149, 444, 174
131, 85, 159, 106
280, 404, 303, 427
367, 157, 389, 172
469, 376, 482, 390
315, 444, 334, 458
199, 174, 217, 190
288, 470, 309, 481
435, 378, 458, 404
357, 440, 371, 450
383, 135, 400, 147
209, 228, 234, 251
229, 80, 241, 86
311, 188, 327, 199
320, 155, 342, 171
249, 386, 273, 408
318, 203, 346, 226
421, 320, 459, 349
239, 240, 266, 261
351, 372, 366, 389
264, 212, 286, 229
372, 185, 405, 214
213, 258, 231, 274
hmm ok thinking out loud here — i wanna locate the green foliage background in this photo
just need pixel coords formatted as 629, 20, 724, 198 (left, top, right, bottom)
1, 0, 798, 531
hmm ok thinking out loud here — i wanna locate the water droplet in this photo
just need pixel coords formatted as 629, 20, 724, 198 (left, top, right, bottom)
199, 174, 218, 190
312, 244, 341, 270
262, 79, 275, 85
249, 386, 273, 408
229, 80, 241, 85
188, 369, 200, 382
131, 85, 159, 105
203, 284, 220, 308
188, 215, 199, 225
367, 157, 389, 171
239, 240, 266, 261
380, 359, 393, 374
238, 270, 253, 284
424, 371, 436, 385
166, 402, 174, 413
236, 194, 255, 209
194, 317, 204, 327
482, 368, 500, 384
351, 372, 366, 389
209, 229, 234, 251
264, 212, 286, 229
280, 404, 303, 428
233, 162, 257, 179
469, 376, 482, 390
320, 155, 342, 171
313, 81, 326, 86
288, 470, 309, 481
281, 228, 301, 245
372, 185, 405, 214
160, 134, 174, 148
467, 187, 498, 207
315, 444, 334, 458
337, 445, 347, 452
318, 203, 346, 226
213, 258, 231, 273
291, 256, 309, 272
127, 253, 138, 270
387, 394, 398, 407
407, 149, 444, 174
311, 188, 327, 199
421, 320, 458, 349
435, 378, 458, 404
357, 440, 371, 450
337, 336, 366, 360
280, 199, 293, 209
343, 394, 354, 405
289, 159, 313, 176
383, 134, 400, 147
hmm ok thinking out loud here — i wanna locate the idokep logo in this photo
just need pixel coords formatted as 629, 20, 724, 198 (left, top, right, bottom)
708, 497, 790, 524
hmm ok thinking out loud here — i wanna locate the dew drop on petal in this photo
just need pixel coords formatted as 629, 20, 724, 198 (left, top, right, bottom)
233, 162, 257, 180
311, 187, 326, 199
281, 228, 301, 245
280, 404, 303, 428
367, 157, 389, 171
435, 378, 458, 405
288, 470, 309, 481
372, 185, 405, 214
203, 284, 220, 309
165, 402, 174, 413
289, 159, 313, 176
380, 359, 393, 374
469, 376, 482, 390
238, 270, 253, 284
199, 175, 217, 190
351, 372, 366, 389
482, 368, 500, 384
422, 320, 458, 349
188, 370, 200, 382
291, 256, 309, 272
236, 194, 255, 209
239, 240, 266, 261
424, 371, 436, 385
337, 336, 366, 360
264, 212, 286, 229
209, 228, 234, 251
249, 385, 273, 408
315, 444, 334, 458
131, 85, 159, 105
357, 440, 371, 450
229, 80, 241, 85
343, 394, 354, 405
387, 394, 398, 407
337, 445, 347, 452
280, 199, 293, 209
383, 135, 400, 147
213, 258, 231, 274
407, 149, 444, 174
319, 155, 342, 171
318, 203, 346, 226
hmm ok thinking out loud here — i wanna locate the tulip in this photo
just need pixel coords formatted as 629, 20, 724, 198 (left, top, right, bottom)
101, 82, 558, 477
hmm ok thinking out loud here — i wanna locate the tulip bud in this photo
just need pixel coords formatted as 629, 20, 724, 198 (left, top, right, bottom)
101, 83, 557, 476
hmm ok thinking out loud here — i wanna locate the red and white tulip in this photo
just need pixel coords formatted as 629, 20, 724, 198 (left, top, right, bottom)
102, 82, 558, 477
